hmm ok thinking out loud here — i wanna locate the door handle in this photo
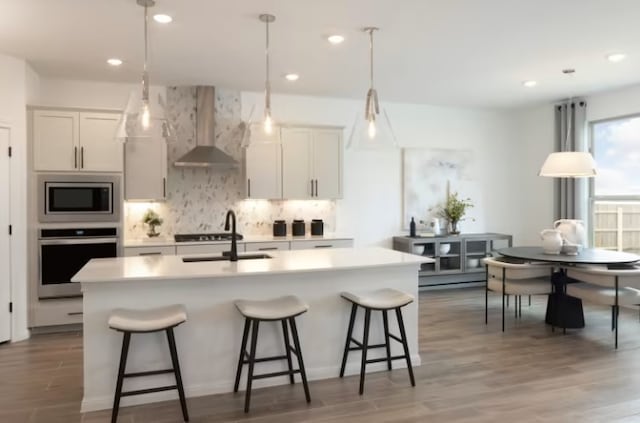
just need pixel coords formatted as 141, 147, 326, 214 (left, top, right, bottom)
310, 179, 314, 197
314, 245, 333, 248
314, 180, 318, 197
163, 177, 166, 198
139, 252, 162, 256
258, 247, 278, 251
247, 179, 251, 197
80, 147, 84, 169
67, 312, 83, 316
74, 147, 78, 168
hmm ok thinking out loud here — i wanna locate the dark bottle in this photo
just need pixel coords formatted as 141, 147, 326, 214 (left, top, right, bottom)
410, 217, 417, 237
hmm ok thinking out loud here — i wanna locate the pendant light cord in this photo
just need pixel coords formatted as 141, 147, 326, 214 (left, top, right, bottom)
141, 3, 149, 102
368, 29, 374, 90
264, 17, 271, 113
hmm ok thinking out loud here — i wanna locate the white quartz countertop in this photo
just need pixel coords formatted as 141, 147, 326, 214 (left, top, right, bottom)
123, 234, 353, 247
72, 247, 431, 283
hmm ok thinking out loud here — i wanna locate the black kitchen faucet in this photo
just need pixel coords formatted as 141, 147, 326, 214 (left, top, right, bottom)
224, 210, 238, 261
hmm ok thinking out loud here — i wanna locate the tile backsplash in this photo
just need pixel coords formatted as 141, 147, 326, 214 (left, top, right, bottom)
124, 87, 336, 239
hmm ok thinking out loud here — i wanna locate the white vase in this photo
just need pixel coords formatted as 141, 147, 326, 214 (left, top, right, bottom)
554, 219, 586, 248
540, 229, 563, 255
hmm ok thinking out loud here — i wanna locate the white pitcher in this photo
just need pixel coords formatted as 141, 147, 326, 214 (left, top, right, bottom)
554, 219, 586, 246
540, 229, 563, 255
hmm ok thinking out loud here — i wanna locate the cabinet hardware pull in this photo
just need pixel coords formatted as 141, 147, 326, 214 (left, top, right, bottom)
314, 245, 332, 248
258, 247, 278, 251
247, 179, 251, 197
314, 180, 318, 197
139, 252, 162, 256
80, 147, 84, 168
74, 147, 78, 168
310, 179, 314, 197
163, 177, 166, 197
67, 312, 83, 316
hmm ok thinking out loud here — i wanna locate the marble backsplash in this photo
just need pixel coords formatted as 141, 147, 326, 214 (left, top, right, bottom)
124, 87, 336, 239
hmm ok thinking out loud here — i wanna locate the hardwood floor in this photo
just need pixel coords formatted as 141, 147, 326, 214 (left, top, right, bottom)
3, 288, 640, 422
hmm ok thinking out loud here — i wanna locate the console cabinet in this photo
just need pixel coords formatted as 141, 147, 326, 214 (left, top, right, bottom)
393, 233, 512, 289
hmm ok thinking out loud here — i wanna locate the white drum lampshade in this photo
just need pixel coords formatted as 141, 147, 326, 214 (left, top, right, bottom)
539, 151, 597, 178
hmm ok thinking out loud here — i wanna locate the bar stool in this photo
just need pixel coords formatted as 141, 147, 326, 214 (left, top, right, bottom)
233, 295, 310, 413
339, 288, 415, 394
108, 304, 189, 423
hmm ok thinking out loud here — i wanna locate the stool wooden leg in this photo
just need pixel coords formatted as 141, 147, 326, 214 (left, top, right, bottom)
289, 317, 311, 403
359, 308, 371, 395
339, 303, 357, 377
166, 328, 189, 422
382, 310, 392, 371
282, 320, 295, 384
111, 331, 131, 423
244, 320, 260, 413
396, 307, 415, 387
234, 318, 251, 392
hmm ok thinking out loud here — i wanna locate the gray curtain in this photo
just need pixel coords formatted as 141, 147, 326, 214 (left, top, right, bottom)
554, 100, 588, 221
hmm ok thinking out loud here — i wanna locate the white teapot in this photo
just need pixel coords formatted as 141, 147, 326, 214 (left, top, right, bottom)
554, 219, 586, 252
540, 229, 563, 255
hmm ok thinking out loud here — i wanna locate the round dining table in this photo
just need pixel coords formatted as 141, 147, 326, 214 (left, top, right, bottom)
497, 246, 640, 329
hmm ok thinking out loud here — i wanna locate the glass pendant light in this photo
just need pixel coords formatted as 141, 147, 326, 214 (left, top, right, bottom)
116, 0, 174, 141
347, 27, 397, 150
260, 14, 276, 135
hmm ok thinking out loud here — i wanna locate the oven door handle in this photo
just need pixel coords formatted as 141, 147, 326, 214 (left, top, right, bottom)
39, 238, 118, 245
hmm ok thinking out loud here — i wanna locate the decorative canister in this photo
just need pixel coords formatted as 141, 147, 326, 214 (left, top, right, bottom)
292, 220, 306, 236
273, 220, 286, 237
311, 219, 324, 236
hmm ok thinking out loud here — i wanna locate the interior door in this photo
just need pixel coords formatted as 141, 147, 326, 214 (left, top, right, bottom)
245, 143, 282, 199
281, 128, 312, 199
0, 127, 11, 342
312, 129, 342, 199
79, 112, 123, 171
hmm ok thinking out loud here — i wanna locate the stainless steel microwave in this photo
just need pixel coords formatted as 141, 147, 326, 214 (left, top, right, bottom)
38, 174, 121, 223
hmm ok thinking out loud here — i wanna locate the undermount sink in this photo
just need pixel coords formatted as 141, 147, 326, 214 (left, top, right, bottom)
182, 254, 272, 263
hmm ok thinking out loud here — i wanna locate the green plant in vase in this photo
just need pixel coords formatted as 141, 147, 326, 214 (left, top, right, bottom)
436, 192, 473, 235
142, 209, 163, 238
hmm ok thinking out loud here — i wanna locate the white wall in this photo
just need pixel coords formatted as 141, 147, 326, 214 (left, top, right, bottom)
0, 54, 30, 341
242, 92, 524, 247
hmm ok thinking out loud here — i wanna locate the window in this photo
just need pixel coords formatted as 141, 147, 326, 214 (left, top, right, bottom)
591, 116, 640, 253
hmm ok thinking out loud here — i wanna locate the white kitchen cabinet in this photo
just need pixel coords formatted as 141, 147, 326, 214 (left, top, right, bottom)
79, 113, 123, 171
244, 241, 290, 252
32, 108, 123, 172
176, 244, 230, 255
245, 142, 281, 199
281, 127, 342, 199
125, 138, 167, 200
124, 246, 176, 256
290, 239, 353, 250
33, 110, 79, 171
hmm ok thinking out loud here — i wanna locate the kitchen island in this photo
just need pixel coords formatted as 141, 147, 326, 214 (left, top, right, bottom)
72, 247, 430, 412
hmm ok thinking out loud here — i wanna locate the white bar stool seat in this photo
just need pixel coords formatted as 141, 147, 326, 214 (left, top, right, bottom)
234, 296, 308, 321
340, 288, 414, 310
108, 304, 187, 333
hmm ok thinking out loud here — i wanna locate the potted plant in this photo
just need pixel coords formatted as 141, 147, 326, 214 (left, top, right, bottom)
142, 209, 163, 238
436, 192, 473, 235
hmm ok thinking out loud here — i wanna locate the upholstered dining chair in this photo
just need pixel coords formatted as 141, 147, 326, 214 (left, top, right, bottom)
566, 264, 640, 349
483, 257, 553, 332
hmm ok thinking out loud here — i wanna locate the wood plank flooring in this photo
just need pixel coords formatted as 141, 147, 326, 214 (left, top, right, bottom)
3, 288, 640, 422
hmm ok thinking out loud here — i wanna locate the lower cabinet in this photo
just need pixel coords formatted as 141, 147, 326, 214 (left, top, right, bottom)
244, 241, 290, 252
124, 246, 176, 256
176, 244, 229, 255
31, 298, 83, 328
290, 239, 353, 250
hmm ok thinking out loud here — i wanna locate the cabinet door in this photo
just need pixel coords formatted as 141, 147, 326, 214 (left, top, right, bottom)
124, 246, 176, 256
125, 139, 167, 200
281, 128, 313, 199
33, 110, 79, 171
176, 244, 230, 255
312, 129, 342, 199
245, 143, 281, 199
79, 112, 123, 171
244, 241, 290, 252
290, 239, 353, 250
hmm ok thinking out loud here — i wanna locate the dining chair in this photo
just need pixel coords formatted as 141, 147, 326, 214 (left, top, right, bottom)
483, 257, 553, 332
566, 264, 640, 349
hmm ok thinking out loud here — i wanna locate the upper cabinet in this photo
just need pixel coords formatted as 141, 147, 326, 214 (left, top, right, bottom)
32, 109, 122, 172
245, 142, 282, 199
124, 138, 167, 201
281, 127, 342, 199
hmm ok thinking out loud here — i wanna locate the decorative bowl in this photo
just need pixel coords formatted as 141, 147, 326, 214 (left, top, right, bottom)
467, 258, 480, 268
439, 243, 451, 255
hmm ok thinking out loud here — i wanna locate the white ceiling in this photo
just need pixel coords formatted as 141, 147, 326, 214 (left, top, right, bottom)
2, 0, 640, 108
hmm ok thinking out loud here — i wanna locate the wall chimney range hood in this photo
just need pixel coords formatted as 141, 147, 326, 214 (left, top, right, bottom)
173, 86, 239, 169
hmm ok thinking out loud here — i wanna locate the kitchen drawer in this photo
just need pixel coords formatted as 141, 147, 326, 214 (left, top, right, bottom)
31, 298, 83, 327
244, 241, 290, 252
124, 246, 176, 256
290, 239, 353, 250
176, 244, 230, 255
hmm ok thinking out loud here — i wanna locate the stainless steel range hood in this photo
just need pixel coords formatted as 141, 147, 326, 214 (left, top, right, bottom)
174, 86, 239, 168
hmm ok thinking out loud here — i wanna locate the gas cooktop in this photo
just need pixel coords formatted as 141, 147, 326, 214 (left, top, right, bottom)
174, 233, 244, 242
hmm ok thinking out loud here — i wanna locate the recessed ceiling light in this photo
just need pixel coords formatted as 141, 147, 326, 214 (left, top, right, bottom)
327, 35, 345, 45
107, 58, 123, 66
607, 53, 626, 63
285, 73, 299, 81
522, 80, 537, 88
153, 14, 173, 24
